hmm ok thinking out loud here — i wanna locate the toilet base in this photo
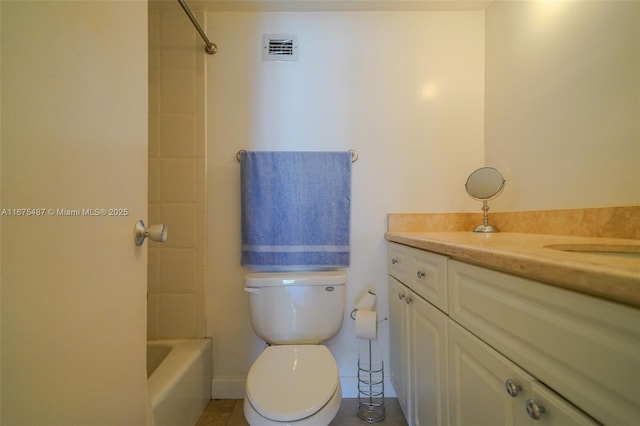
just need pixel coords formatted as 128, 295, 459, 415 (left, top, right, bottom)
243, 384, 341, 426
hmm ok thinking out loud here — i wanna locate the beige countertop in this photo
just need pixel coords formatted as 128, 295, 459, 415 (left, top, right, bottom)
385, 232, 640, 308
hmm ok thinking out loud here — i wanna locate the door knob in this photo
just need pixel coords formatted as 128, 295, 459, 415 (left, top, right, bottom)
134, 220, 167, 246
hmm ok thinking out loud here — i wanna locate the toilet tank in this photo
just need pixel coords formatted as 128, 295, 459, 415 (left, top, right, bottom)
244, 270, 346, 345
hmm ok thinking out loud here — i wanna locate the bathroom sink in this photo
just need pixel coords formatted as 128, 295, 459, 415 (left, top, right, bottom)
545, 244, 640, 259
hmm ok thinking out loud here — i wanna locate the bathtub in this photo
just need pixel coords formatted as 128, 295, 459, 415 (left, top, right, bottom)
147, 339, 212, 426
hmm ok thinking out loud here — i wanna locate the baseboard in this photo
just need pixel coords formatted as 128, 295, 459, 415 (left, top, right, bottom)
211, 376, 246, 399
212, 375, 397, 400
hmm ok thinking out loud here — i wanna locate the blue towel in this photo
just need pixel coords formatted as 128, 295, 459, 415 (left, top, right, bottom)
240, 151, 351, 271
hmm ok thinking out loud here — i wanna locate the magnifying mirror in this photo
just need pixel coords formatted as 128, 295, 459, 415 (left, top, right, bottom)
465, 167, 505, 233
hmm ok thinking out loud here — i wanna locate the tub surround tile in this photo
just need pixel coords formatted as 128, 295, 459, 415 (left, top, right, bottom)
147, 294, 160, 340
148, 5, 207, 339
160, 248, 197, 293
160, 14, 197, 45
160, 113, 197, 157
160, 159, 197, 202
159, 294, 198, 338
148, 203, 161, 229
148, 248, 160, 294
148, 10, 160, 48
160, 69, 196, 114
161, 203, 198, 248
161, 46, 197, 71
148, 113, 160, 157
148, 159, 161, 203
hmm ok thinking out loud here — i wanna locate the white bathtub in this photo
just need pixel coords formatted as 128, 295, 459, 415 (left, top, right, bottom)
147, 339, 212, 426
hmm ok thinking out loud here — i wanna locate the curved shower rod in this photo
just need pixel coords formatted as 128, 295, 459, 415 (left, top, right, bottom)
177, 0, 217, 55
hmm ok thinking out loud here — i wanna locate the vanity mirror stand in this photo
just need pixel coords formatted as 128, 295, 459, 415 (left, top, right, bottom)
465, 167, 506, 233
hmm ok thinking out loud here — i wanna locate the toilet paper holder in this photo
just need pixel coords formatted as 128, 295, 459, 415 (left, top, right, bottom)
350, 289, 387, 322
351, 288, 386, 422
350, 309, 388, 323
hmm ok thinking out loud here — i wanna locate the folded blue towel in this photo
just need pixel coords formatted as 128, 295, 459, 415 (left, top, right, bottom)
240, 151, 351, 271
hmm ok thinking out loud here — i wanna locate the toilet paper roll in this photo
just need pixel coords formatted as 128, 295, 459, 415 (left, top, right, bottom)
355, 309, 377, 340
354, 290, 377, 311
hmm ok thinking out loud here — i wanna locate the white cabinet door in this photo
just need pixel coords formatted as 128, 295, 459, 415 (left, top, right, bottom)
449, 259, 640, 425
449, 320, 530, 426
389, 276, 411, 420
409, 293, 449, 426
527, 382, 599, 426
449, 321, 597, 426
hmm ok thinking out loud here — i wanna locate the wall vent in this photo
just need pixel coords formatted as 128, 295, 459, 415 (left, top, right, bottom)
263, 34, 299, 61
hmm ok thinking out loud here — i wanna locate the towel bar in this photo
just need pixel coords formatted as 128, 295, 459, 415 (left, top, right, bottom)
237, 149, 358, 163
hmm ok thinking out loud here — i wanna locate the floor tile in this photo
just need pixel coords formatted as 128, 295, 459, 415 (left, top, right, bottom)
196, 398, 408, 425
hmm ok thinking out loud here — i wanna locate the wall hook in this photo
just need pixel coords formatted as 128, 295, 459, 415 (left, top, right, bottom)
134, 220, 167, 246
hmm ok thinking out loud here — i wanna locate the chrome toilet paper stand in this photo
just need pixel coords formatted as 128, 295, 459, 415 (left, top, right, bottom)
356, 338, 386, 423
351, 307, 387, 423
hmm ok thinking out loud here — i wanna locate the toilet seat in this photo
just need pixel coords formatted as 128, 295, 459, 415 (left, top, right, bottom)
246, 345, 339, 422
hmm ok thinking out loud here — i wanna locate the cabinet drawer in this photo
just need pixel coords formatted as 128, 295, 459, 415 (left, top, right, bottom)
388, 243, 449, 313
409, 248, 448, 313
448, 260, 640, 426
389, 243, 410, 284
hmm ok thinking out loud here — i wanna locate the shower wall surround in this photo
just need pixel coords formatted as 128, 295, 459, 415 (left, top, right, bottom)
148, 4, 207, 339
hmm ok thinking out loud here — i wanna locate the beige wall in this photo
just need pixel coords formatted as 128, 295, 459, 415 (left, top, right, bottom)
206, 10, 485, 397
485, 0, 640, 211
148, 5, 207, 339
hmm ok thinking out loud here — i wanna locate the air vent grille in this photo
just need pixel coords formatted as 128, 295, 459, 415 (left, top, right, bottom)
263, 34, 299, 61
269, 39, 294, 55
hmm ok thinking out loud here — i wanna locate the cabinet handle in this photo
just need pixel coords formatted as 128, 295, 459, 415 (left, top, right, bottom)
504, 379, 522, 397
416, 270, 425, 279
405, 295, 413, 304
399, 293, 405, 300
392, 258, 399, 264
525, 399, 546, 420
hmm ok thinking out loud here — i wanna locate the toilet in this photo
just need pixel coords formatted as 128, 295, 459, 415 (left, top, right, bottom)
243, 270, 346, 425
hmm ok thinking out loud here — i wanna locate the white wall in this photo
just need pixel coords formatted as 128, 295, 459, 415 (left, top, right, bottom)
485, 0, 640, 211
206, 10, 485, 396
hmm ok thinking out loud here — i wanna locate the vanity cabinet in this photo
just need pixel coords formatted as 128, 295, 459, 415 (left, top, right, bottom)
388, 244, 449, 426
388, 242, 640, 426
389, 275, 410, 415
449, 319, 597, 426
449, 259, 640, 426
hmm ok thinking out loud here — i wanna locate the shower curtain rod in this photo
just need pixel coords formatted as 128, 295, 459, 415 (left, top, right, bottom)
177, 0, 217, 55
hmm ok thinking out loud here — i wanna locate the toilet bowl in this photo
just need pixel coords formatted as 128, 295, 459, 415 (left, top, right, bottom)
244, 345, 341, 425
243, 271, 346, 425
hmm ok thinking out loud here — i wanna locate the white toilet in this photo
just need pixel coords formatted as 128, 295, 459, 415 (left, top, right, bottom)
243, 270, 346, 425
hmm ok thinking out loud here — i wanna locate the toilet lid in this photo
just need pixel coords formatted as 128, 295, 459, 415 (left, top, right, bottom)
246, 345, 339, 422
